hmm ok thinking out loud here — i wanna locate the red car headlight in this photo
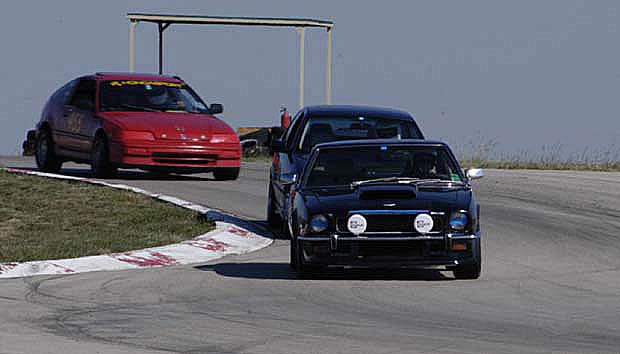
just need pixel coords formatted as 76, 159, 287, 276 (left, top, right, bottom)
210, 134, 239, 144
119, 131, 155, 141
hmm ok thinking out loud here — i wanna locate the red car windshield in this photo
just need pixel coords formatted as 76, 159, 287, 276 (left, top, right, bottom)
99, 80, 210, 114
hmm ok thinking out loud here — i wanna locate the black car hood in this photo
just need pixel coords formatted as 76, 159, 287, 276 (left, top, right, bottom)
304, 184, 472, 215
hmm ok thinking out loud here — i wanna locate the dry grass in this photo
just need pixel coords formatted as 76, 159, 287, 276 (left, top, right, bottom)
0, 170, 214, 262
243, 139, 620, 172
449, 135, 620, 172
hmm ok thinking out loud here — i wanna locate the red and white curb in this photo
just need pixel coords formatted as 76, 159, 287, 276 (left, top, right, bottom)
0, 168, 273, 279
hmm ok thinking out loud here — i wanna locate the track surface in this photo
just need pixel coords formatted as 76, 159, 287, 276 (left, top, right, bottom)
1, 156, 619, 354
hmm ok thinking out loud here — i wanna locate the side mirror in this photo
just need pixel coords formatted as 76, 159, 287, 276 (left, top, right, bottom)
270, 138, 286, 153
280, 172, 297, 186
466, 168, 484, 180
209, 103, 223, 115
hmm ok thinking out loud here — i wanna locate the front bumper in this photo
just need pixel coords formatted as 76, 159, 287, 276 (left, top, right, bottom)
109, 141, 241, 172
297, 232, 480, 268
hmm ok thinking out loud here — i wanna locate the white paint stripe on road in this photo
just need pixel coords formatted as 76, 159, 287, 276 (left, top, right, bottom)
0, 168, 273, 279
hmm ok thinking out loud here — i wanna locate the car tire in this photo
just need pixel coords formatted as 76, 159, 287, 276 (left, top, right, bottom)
91, 135, 117, 178
35, 129, 62, 173
213, 167, 240, 181
453, 242, 482, 280
296, 243, 322, 279
453, 263, 481, 280
289, 236, 297, 269
267, 183, 282, 228
293, 230, 322, 279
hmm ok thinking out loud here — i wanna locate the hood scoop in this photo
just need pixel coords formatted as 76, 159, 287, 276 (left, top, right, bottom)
358, 185, 417, 200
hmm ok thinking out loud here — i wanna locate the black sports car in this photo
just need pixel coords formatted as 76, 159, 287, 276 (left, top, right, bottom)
268, 105, 424, 230
286, 139, 484, 279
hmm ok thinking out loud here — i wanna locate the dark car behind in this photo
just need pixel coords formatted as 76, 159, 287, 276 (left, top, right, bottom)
267, 105, 425, 229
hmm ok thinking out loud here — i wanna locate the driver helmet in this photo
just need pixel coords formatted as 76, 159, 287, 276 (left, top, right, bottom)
413, 153, 437, 178
145, 86, 170, 106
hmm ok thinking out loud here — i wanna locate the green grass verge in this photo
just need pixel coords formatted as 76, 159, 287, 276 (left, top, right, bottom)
460, 160, 620, 172
0, 170, 214, 263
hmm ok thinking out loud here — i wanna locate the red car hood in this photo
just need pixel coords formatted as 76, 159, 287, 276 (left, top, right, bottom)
100, 111, 236, 141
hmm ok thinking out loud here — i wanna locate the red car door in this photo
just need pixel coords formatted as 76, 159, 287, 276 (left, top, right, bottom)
63, 78, 97, 159
49, 80, 77, 151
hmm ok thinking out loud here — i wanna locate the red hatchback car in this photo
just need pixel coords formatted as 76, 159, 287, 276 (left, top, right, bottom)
34, 73, 241, 180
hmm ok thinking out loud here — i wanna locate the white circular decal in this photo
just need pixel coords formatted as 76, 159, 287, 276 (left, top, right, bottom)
414, 213, 434, 234
347, 214, 367, 235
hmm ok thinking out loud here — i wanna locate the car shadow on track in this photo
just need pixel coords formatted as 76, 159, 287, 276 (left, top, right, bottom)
196, 262, 454, 281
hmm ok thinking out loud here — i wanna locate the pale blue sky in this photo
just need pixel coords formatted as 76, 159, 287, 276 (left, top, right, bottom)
1, 0, 619, 158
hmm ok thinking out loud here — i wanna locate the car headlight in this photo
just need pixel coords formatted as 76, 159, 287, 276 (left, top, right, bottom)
210, 134, 238, 144
120, 131, 155, 141
449, 212, 468, 231
309, 214, 329, 233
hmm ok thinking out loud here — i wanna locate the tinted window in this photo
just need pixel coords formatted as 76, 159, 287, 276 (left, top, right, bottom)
299, 116, 422, 152
305, 146, 462, 187
70, 79, 96, 111
284, 111, 304, 150
52, 80, 77, 105
99, 80, 209, 113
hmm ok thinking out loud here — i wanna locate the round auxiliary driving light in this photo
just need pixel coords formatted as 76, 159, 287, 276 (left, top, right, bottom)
449, 212, 468, 231
414, 213, 434, 234
310, 214, 329, 233
347, 214, 367, 235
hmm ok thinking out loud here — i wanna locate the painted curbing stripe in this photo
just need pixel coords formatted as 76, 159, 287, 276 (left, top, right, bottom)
0, 168, 273, 279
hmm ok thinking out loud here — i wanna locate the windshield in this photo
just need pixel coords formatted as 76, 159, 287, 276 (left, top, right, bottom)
305, 145, 463, 188
99, 80, 210, 113
299, 116, 422, 152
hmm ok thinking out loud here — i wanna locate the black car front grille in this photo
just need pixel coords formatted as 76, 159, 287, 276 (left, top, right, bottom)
335, 240, 424, 257
337, 213, 445, 234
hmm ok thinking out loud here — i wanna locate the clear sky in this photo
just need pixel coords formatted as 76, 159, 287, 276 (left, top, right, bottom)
1, 0, 619, 158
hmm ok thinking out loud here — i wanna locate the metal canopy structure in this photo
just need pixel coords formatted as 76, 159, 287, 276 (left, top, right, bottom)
127, 13, 334, 107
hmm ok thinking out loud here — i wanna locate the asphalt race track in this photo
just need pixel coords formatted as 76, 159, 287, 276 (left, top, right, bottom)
1, 156, 619, 354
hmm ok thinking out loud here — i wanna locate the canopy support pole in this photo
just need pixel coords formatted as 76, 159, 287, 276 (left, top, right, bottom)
298, 27, 306, 109
158, 23, 171, 74
129, 21, 138, 72
326, 28, 332, 104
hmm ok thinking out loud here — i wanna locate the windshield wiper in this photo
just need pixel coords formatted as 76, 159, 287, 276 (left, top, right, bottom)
350, 177, 421, 187
415, 179, 467, 186
351, 177, 466, 188
120, 104, 162, 112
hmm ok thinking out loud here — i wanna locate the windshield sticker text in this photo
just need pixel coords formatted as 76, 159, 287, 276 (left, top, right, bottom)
109, 80, 184, 88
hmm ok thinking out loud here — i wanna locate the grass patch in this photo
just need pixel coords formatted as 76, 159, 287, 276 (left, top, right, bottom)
0, 170, 214, 262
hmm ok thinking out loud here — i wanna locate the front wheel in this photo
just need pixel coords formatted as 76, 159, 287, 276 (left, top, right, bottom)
294, 238, 312, 278
213, 167, 240, 181
293, 233, 322, 279
91, 135, 117, 178
289, 237, 298, 269
453, 262, 481, 280
453, 242, 482, 280
35, 129, 62, 173
267, 183, 282, 228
